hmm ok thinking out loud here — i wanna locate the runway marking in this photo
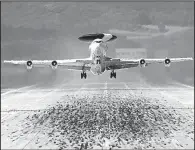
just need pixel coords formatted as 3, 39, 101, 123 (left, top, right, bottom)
1, 84, 39, 96
2, 87, 193, 94
171, 82, 194, 89
1, 112, 21, 123
17, 79, 85, 149
123, 82, 139, 90
2, 90, 62, 148
159, 90, 194, 108
22, 88, 85, 149
124, 75, 194, 111
72, 82, 88, 98
1, 84, 50, 103
122, 82, 139, 99
56, 82, 107, 86
118, 87, 192, 90
1, 88, 12, 93
20, 78, 76, 109
103, 81, 108, 99
22, 114, 50, 149
123, 83, 130, 89
1, 78, 74, 141
141, 80, 194, 109
1, 112, 24, 124
166, 78, 194, 89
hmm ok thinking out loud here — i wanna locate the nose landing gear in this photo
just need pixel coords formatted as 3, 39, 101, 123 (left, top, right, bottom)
110, 71, 116, 78
81, 71, 87, 79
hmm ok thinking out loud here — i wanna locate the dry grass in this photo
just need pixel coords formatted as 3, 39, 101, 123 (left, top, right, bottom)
23, 92, 193, 149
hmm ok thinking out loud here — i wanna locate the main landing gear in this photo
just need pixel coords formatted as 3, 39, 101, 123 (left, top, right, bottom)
110, 71, 116, 78
81, 71, 87, 79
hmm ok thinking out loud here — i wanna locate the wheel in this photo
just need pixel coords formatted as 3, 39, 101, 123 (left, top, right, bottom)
84, 73, 87, 79
81, 73, 83, 79
114, 72, 116, 78
110, 72, 113, 78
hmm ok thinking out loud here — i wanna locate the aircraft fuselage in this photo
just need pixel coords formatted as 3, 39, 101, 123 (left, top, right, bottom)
89, 39, 108, 75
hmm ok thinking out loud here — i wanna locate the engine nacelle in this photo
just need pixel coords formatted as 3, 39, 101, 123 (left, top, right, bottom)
26, 60, 33, 70
164, 58, 171, 67
51, 60, 58, 69
139, 59, 146, 67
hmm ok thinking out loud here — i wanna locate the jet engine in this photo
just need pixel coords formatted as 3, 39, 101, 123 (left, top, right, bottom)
164, 58, 171, 67
139, 59, 146, 67
51, 60, 58, 69
26, 60, 33, 70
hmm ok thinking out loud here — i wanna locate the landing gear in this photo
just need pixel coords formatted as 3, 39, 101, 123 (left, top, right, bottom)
96, 59, 101, 64
110, 71, 116, 78
81, 72, 87, 79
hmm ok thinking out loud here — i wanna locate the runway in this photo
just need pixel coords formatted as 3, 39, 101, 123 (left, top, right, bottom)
1, 76, 194, 149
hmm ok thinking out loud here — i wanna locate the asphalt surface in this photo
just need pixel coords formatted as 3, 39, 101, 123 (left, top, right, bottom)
1, 73, 194, 149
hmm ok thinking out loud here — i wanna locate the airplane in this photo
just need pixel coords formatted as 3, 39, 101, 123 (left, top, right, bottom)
3, 33, 193, 79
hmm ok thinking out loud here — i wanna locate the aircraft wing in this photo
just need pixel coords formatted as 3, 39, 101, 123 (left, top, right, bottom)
3, 58, 93, 71
106, 57, 193, 70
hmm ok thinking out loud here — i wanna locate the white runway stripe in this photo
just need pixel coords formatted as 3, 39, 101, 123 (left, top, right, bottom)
23, 87, 192, 91
20, 81, 85, 149
122, 82, 138, 99
1, 84, 39, 96
1, 88, 12, 93
121, 87, 193, 90
18, 79, 74, 109
166, 78, 194, 89
123, 83, 130, 89
103, 82, 108, 99
172, 82, 194, 89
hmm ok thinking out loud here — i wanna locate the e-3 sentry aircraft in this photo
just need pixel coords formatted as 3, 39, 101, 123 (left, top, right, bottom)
3, 33, 193, 79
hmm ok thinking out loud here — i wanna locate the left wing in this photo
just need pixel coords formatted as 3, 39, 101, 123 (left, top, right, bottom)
106, 57, 193, 70
3, 58, 93, 71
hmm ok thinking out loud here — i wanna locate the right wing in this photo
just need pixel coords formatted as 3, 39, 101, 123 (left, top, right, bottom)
3, 58, 93, 71
106, 57, 193, 70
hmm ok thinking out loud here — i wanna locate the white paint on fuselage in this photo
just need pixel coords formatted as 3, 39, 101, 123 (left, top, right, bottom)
89, 39, 108, 75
